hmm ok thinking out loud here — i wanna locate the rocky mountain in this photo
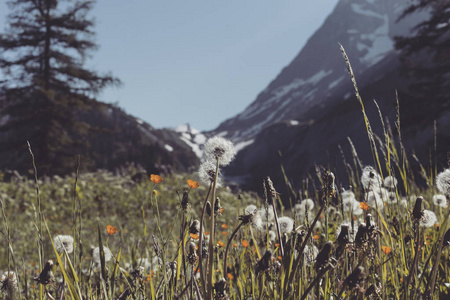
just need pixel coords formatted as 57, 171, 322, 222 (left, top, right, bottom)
0, 99, 200, 176
209, 0, 449, 194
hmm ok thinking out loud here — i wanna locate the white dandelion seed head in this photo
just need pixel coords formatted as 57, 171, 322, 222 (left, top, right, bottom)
244, 204, 257, 214
198, 160, 222, 187
204, 136, 236, 166
53, 235, 74, 254
278, 216, 294, 234
295, 199, 315, 216
400, 197, 408, 208
259, 207, 274, 221
379, 188, 398, 204
384, 176, 398, 189
361, 166, 383, 190
432, 194, 447, 208
436, 169, 450, 195
341, 190, 356, 201
420, 210, 438, 228
0, 271, 18, 294
92, 246, 112, 264
365, 190, 384, 211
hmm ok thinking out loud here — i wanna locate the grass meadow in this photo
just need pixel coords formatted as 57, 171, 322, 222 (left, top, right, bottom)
0, 48, 449, 300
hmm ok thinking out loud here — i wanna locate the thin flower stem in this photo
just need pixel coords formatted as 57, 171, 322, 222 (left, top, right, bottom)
300, 265, 333, 300
223, 222, 244, 276
198, 182, 213, 297
207, 158, 220, 300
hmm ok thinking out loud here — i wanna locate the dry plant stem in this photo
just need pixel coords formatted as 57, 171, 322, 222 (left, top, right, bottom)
271, 197, 285, 259
300, 265, 333, 300
207, 157, 220, 300
181, 210, 189, 290
176, 266, 200, 299
198, 183, 213, 297
405, 223, 420, 299
223, 222, 244, 275
286, 203, 326, 291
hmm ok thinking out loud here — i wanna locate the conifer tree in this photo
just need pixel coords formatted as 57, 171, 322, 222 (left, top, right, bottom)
0, 0, 120, 173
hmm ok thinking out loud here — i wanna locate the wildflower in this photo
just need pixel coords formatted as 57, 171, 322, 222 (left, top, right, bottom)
217, 241, 225, 247
432, 194, 447, 207
259, 207, 274, 221
420, 210, 437, 228
361, 166, 382, 190
381, 246, 392, 255
106, 225, 118, 236
383, 176, 398, 189
198, 160, 222, 186
244, 204, 257, 214
34, 260, 54, 285
187, 179, 199, 189
221, 224, 228, 229
436, 169, 450, 195
153, 190, 158, 196
222, 231, 228, 235
0, 271, 18, 298
227, 273, 234, 280
314, 241, 332, 272
204, 136, 236, 166
278, 216, 294, 234
242, 240, 249, 248
238, 209, 262, 229
295, 198, 315, 216
213, 277, 228, 300
360, 202, 369, 211
255, 251, 272, 276
92, 246, 112, 264
379, 188, 397, 204
190, 233, 199, 240
150, 174, 163, 184
53, 235, 74, 254
313, 234, 320, 240
365, 190, 384, 211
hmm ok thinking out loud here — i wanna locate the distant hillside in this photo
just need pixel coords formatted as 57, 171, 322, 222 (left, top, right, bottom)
0, 99, 199, 176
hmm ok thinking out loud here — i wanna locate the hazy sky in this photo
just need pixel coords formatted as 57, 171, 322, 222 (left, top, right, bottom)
0, 0, 339, 131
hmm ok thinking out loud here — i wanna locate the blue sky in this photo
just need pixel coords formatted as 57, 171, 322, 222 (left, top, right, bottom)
0, 0, 339, 131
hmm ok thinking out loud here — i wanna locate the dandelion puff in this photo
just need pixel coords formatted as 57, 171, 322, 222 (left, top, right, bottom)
432, 194, 447, 208
1, 271, 18, 298
53, 235, 74, 254
204, 136, 236, 166
341, 190, 356, 202
420, 210, 437, 228
239, 209, 262, 229
361, 166, 382, 190
365, 190, 384, 211
259, 207, 274, 221
379, 188, 398, 204
384, 176, 398, 189
436, 169, 450, 195
92, 246, 112, 264
278, 216, 294, 234
198, 160, 222, 187
295, 199, 315, 216
244, 204, 257, 214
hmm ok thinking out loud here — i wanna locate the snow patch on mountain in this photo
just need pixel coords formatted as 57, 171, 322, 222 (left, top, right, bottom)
176, 124, 206, 158
359, 15, 394, 66
235, 139, 254, 152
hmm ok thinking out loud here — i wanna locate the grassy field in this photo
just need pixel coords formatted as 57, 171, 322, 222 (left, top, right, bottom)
1, 49, 449, 300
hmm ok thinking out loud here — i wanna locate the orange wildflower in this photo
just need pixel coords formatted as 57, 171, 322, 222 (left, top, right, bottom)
150, 174, 163, 184
222, 224, 228, 229
227, 273, 234, 280
217, 241, 225, 247
106, 225, 117, 235
275, 243, 280, 248
360, 202, 369, 211
233, 243, 238, 248
381, 246, 392, 255
205, 231, 209, 236
313, 235, 320, 240
242, 240, 249, 248
222, 231, 228, 235
187, 179, 200, 189
220, 207, 225, 213
190, 233, 199, 240
278, 256, 282, 261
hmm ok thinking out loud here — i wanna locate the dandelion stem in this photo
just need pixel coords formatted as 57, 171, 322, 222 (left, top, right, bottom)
223, 222, 244, 276
198, 182, 213, 297
207, 158, 220, 300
